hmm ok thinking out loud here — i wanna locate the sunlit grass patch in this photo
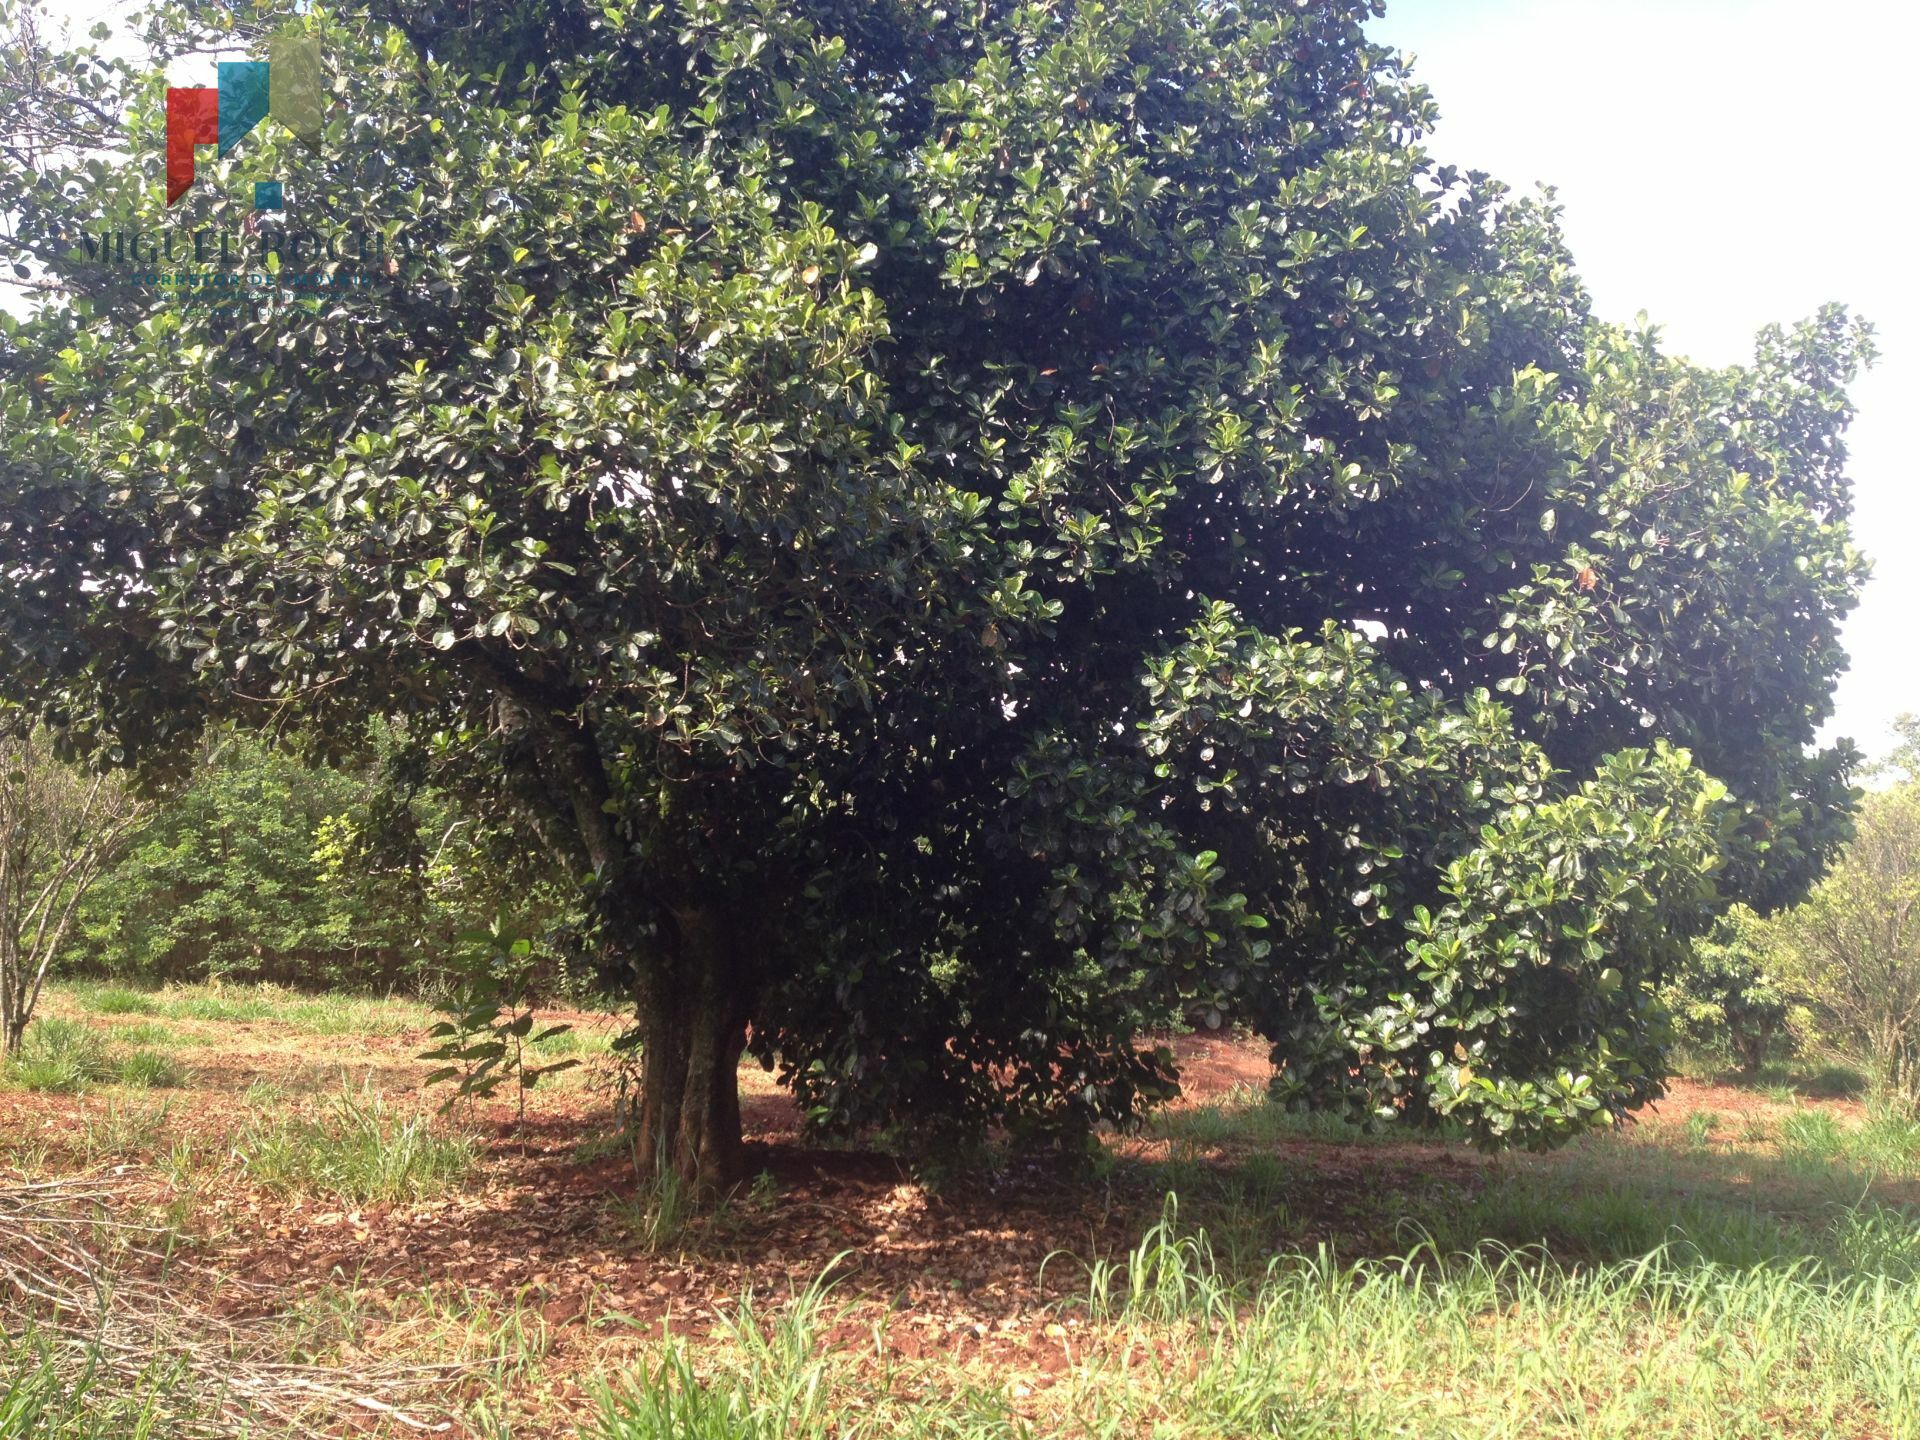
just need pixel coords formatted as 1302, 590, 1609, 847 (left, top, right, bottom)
111, 1050, 185, 1089
47, 979, 435, 1036
1683, 1109, 1721, 1148
277, 1280, 552, 1381
281, 992, 433, 1038
162, 989, 282, 1023
1, 1011, 193, 1094
587, 1200, 1920, 1440
1778, 1108, 1847, 1164
231, 1083, 475, 1203
104, 1021, 206, 1049
1726, 1059, 1870, 1100
2, 1018, 109, 1093
528, 1023, 613, 1060
1847, 1107, 1920, 1175
1775, 1103, 1920, 1178
77, 1098, 172, 1163
1150, 1084, 1355, 1149
1149, 1084, 1469, 1152
69, 983, 161, 1017
241, 1077, 288, 1109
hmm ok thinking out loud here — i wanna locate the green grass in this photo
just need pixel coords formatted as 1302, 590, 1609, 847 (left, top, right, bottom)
241, 1077, 289, 1109
1776, 1103, 1920, 1177
14, 984, 1917, 1439
113, 1050, 185, 1089
2, 1018, 110, 1093
587, 1195, 1920, 1440
588, 1269, 844, 1440
0, 1328, 202, 1439
1, 1015, 188, 1094
583, 1073, 1920, 1440
104, 1021, 206, 1049
280, 992, 432, 1037
46, 979, 439, 1038
611, 1156, 699, 1254
528, 1023, 613, 1060
1682, 1109, 1721, 1147
1779, 1107, 1846, 1161
162, 991, 282, 1023
231, 1083, 476, 1203
78, 1098, 172, 1162
72, 980, 433, 1036
1149, 1085, 1471, 1152
277, 1279, 552, 1380
1711, 1059, 1870, 1100
71, 983, 161, 1017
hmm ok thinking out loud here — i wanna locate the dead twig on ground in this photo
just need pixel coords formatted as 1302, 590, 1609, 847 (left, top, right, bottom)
0, 1173, 497, 1436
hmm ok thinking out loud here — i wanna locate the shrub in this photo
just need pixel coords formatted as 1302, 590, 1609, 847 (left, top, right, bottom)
1764, 781, 1920, 1113
1663, 906, 1792, 1074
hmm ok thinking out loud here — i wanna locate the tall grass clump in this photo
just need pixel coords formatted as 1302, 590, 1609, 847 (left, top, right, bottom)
232, 1083, 475, 1203
0, 1326, 202, 1439
162, 989, 280, 1023
588, 1271, 842, 1440
2, 1019, 109, 1093
282, 993, 432, 1038
113, 1051, 184, 1089
1844, 1106, 1920, 1176
1057, 1203, 1920, 1440
105, 1022, 200, 1050
611, 1153, 698, 1254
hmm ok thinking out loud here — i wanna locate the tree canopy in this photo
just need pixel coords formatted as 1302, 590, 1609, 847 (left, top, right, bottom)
0, 0, 1871, 1185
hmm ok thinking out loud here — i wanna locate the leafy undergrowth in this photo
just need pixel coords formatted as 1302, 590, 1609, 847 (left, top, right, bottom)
3, 982, 1918, 1438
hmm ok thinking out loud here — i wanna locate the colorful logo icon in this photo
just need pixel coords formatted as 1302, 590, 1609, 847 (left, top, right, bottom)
165, 25, 324, 206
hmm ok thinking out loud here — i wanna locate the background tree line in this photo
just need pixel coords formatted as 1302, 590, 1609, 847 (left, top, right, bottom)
4, 722, 588, 1008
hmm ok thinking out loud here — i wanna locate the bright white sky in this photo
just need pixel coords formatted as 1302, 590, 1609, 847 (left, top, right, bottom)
20, 0, 1917, 761
1371, 0, 1919, 764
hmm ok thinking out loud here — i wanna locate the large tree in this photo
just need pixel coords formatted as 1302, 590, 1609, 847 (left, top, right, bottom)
0, 0, 1870, 1186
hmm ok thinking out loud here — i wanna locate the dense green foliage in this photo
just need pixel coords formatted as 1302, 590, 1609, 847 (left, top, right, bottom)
73, 734, 403, 986
69, 731, 582, 993
1758, 781, 1920, 1113
1662, 906, 1791, 1075
0, 0, 1870, 1181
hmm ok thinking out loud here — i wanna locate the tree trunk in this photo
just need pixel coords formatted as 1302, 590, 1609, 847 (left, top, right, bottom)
1, 996, 24, 1058
631, 905, 753, 1197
